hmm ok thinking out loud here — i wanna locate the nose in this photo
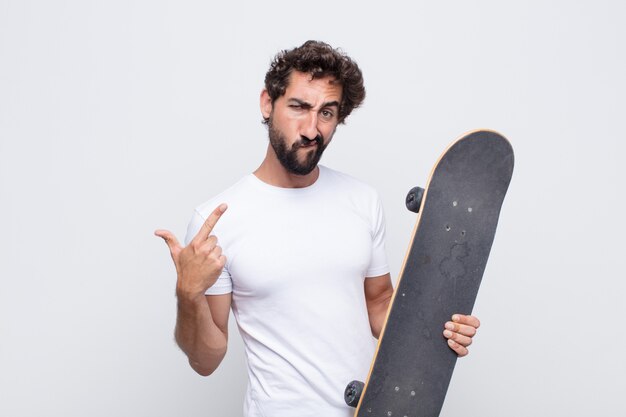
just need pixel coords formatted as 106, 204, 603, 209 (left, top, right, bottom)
300, 111, 319, 141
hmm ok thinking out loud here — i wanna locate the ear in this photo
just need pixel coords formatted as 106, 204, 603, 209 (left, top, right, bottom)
260, 89, 272, 120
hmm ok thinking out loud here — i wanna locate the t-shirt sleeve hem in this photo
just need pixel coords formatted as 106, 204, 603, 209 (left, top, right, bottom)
365, 265, 390, 278
205, 284, 233, 295
204, 271, 233, 295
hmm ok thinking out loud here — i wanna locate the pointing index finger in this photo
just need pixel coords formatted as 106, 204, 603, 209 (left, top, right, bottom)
193, 203, 228, 243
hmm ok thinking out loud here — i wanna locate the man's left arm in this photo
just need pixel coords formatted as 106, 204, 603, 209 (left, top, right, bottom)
364, 274, 394, 339
364, 274, 480, 357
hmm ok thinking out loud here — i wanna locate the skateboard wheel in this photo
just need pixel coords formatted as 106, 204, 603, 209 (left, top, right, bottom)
405, 186, 424, 213
344, 380, 365, 407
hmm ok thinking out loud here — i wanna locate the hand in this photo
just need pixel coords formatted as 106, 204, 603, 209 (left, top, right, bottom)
443, 314, 480, 357
155, 204, 228, 300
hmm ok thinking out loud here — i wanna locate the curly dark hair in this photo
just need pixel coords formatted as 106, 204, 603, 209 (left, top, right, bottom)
263, 40, 365, 124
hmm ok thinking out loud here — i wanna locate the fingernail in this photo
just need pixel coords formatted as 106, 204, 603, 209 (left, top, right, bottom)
219, 203, 227, 212
448, 339, 455, 346
445, 322, 455, 330
452, 314, 460, 322
443, 330, 453, 338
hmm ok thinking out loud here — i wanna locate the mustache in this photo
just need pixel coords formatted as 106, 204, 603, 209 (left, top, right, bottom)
296, 134, 323, 147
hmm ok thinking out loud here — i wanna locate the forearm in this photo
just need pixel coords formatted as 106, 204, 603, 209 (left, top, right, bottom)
175, 294, 227, 376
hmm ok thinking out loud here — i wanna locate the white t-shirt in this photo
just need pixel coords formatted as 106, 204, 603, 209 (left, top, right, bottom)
185, 165, 389, 417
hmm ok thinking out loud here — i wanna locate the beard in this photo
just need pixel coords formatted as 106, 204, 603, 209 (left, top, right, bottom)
268, 120, 329, 176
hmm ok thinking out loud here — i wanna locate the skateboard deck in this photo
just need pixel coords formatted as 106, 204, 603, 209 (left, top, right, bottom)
345, 129, 514, 417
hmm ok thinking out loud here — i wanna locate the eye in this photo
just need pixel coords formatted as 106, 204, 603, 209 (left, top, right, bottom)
321, 109, 335, 119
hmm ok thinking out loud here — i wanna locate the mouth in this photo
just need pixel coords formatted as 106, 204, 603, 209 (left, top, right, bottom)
299, 140, 318, 148
299, 136, 322, 149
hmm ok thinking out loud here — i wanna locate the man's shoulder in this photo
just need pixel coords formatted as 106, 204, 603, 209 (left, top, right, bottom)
184, 175, 255, 244
320, 165, 380, 199
194, 174, 253, 219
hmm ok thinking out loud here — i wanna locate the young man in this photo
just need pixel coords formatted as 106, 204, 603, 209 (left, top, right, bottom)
155, 41, 480, 417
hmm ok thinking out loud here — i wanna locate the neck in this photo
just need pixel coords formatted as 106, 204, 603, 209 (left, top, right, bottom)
254, 145, 319, 188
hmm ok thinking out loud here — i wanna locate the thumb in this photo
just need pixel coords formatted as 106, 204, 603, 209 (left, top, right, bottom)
154, 229, 182, 258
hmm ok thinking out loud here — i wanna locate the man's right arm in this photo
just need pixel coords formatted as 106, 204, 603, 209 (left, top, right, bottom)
155, 203, 230, 376
175, 293, 231, 376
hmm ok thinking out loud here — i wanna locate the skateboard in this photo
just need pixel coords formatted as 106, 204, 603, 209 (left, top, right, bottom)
344, 129, 514, 417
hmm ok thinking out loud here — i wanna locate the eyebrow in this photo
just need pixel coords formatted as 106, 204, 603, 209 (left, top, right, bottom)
288, 98, 340, 109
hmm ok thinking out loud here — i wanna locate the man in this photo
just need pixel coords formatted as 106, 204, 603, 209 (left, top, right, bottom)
155, 41, 480, 417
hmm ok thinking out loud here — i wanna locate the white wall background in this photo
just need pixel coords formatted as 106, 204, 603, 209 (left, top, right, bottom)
1, 0, 624, 415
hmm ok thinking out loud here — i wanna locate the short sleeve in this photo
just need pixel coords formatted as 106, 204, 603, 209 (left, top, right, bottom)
365, 194, 390, 278
184, 210, 233, 295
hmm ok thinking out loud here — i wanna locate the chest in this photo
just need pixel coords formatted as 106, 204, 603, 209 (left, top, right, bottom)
224, 197, 373, 297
